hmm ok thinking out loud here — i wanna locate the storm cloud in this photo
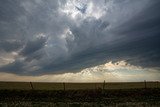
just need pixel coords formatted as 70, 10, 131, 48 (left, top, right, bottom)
0, 0, 160, 75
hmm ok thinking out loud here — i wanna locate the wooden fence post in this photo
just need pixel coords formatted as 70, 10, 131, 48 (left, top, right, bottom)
103, 80, 105, 90
30, 82, 34, 90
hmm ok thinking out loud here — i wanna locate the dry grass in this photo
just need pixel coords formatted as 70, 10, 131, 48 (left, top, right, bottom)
0, 81, 159, 90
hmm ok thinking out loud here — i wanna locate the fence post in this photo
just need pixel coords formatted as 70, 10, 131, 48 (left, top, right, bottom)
63, 82, 65, 91
103, 80, 105, 90
30, 82, 34, 90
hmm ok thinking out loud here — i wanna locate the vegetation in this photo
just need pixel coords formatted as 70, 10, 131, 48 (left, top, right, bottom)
0, 81, 159, 90
0, 82, 160, 106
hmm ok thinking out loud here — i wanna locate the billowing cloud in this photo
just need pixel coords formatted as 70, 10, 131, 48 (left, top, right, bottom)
0, 40, 22, 52
0, 61, 159, 82
0, 0, 160, 77
20, 34, 47, 56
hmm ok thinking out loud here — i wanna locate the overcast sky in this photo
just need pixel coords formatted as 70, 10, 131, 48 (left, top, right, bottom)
0, 0, 160, 81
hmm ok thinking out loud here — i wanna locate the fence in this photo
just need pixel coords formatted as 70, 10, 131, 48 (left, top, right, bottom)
0, 81, 159, 90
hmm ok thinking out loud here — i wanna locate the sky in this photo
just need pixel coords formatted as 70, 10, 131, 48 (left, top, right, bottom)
0, 0, 160, 82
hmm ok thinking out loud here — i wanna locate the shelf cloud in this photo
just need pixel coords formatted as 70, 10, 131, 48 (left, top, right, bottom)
0, 61, 159, 82
0, 0, 160, 79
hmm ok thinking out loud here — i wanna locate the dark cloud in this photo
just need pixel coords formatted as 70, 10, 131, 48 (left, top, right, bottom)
0, 0, 160, 75
0, 40, 22, 52
20, 36, 47, 56
75, 3, 87, 14
40, 0, 160, 73
0, 59, 25, 74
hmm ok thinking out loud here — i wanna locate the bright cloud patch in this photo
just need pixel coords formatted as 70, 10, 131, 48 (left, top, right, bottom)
60, 0, 106, 20
0, 61, 159, 82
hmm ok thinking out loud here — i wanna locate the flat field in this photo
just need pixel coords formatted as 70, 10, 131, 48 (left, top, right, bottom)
0, 81, 159, 90
0, 82, 160, 106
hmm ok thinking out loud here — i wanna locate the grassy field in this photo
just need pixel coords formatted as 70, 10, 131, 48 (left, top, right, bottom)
0, 89, 160, 106
0, 81, 159, 90
0, 82, 160, 106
